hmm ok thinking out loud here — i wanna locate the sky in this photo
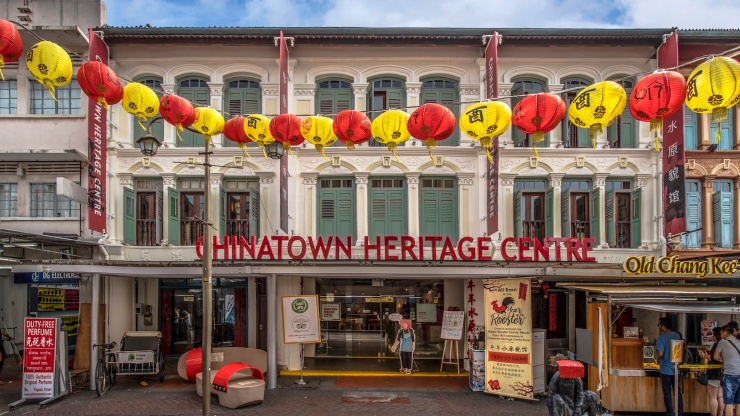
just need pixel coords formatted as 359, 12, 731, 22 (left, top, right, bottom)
103, 0, 740, 29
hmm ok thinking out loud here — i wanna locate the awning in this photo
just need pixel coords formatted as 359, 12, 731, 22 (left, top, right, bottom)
622, 303, 740, 314
557, 283, 740, 297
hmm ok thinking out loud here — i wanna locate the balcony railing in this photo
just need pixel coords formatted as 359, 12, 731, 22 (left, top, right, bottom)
136, 219, 158, 246
181, 219, 204, 246
522, 220, 546, 241
225, 219, 250, 240
614, 223, 630, 248
571, 222, 590, 239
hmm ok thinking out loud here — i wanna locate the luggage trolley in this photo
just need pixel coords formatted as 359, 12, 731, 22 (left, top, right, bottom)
114, 331, 165, 382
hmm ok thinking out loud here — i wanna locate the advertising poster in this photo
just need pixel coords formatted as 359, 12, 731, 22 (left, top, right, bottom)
416, 303, 437, 323
470, 349, 486, 391
321, 302, 341, 321
224, 294, 235, 324
441, 311, 465, 340
282, 295, 320, 344
484, 279, 533, 399
22, 318, 57, 399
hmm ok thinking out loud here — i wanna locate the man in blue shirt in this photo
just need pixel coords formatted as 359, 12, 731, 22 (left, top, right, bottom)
656, 317, 683, 416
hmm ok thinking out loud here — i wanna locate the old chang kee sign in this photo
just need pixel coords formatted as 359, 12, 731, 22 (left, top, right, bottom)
196, 235, 597, 262
623, 255, 739, 278
484, 279, 533, 400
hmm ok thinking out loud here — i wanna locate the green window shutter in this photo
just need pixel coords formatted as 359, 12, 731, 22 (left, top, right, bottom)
619, 102, 637, 148
244, 90, 260, 115
388, 189, 406, 236
711, 110, 733, 150
369, 190, 387, 239
224, 90, 244, 147
605, 190, 615, 246
545, 188, 553, 237
219, 187, 227, 238
683, 190, 701, 248
561, 190, 570, 238
631, 188, 642, 248
438, 189, 458, 240
387, 89, 403, 109
335, 90, 352, 112
713, 191, 733, 248
168, 188, 180, 245
178, 88, 209, 148
589, 188, 600, 243
514, 190, 522, 238
317, 90, 335, 115
249, 190, 260, 239
577, 125, 590, 148
684, 105, 698, 150
124, 187, 136, 245
318, 190, 336, 238
336, 190, 355, 239
156, 189, 163, 244
420, 190, 439, 236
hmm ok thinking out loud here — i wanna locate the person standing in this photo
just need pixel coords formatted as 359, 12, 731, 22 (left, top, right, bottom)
0, 329, 13, 385
391, 320, 415, 374
657, 317, 683, 416
715, 324, 740, 416
701, 326, 725, 416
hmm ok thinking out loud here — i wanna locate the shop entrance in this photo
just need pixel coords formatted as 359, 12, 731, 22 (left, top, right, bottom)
315, 279, 444, 359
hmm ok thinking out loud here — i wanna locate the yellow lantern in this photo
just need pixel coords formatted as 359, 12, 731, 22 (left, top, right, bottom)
191, 107, 225, 142
460, 101, 512, 162
122, 82, 160, 128
243, 114, 275, 157
685, 56, 740, 142
300, 116, 337, 158
25, 41, 72, 100
371, 110, 411, 161
567, 80, 627, 149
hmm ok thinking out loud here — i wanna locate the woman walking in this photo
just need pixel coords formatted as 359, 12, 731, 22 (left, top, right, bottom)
702, 326, 725, 416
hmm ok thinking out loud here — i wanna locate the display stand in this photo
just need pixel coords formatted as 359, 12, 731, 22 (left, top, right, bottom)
10, 319, 70, 410
295, 344, 307, 385
440, 339, 460, 373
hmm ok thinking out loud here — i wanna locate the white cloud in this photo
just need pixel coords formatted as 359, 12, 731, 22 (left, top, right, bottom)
103, 0, 740, 29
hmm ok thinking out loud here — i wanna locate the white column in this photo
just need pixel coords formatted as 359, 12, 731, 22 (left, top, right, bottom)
405, 83, 422, 111
637, 173, 652, 248
500, 173, 517, 237
405, 173, 421, 236
457, 173, 475, 236
302, 173, 318, 237
160, 173, 176, 244
355, 172, 369, 245
548, 84, 564, 148
549, 173, 565, 238
257, 172, 275, 236
459, 84, 481, 146
117, 173, 133, 244
352, 83, 368, 112
497, 83, 514, 148
207, 83, 224, 148
160, 84, 176, 147
595, 173, 609, 247
261, 83, 279, 116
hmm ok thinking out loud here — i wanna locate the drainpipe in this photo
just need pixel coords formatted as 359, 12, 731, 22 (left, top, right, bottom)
90, 241, 109, 391
267, 274, 277, 389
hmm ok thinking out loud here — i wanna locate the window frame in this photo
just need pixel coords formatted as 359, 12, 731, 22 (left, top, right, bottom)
511, 77, 548, 147
176, 77, 211, 148
606, 77, 637, 148
30, 79, 81, 115
223, 77, 262, 147
29, 182, 80, 218
0, 183, 18, 217
420, 77, 460, 146
132, 77, 164, 144
0, 79, 17, 114
561, 77, 592, 148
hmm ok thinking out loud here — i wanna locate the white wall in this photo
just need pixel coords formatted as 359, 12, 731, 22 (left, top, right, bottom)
105, 276, 134, 345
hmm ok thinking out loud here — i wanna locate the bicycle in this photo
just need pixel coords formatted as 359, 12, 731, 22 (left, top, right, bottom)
93, 341, 117, 397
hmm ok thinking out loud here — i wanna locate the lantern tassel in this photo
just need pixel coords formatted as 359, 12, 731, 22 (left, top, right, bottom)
711, 107, 728, 124
485, 148, 494, 164
428, 150, 436, 164
239, 143, 251, 158
590, 125, 602, 149
481, 138, 494, 163
317, 145, 329, 161
388, 143, 400, 163
533, 144, 539, 160
650, 118, 663, 133
260, 144, 268, 158
285, 143, 296, 158
654, 134, 661, 152
43, 80, 57, 102
0, 56, 5, 81
715, 124, 722, 144
137, 118, 147, 132
96, 97, 109, 110
425, 138, 437, 150
345, 142, 355, 150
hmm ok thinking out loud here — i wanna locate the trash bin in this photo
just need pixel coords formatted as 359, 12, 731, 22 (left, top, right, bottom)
469, 349, 485, 391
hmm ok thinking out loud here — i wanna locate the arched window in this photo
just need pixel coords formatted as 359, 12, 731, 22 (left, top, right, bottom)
421, 78, 459, 146
177, 77, 210, 148
223, 78, 261, 147
561, 77, 592, 148
368, 77, 405, 147
316, 78, 353, 147
132, 77, 163, 145
511, 78, 547, 147
606, 77, 637, 148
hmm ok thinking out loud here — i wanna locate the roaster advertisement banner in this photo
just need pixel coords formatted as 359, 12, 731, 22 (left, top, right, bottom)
484, 279, 533, 399
87, 29, 108, 233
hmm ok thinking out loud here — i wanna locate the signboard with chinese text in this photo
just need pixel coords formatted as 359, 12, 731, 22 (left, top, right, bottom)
484, 279, 533, 399
282, 295, 320, 344
22, 318, 57, 399
441, 310, 465, 340
279, 30, 289, 234
658, 31, 687, 238
485, 32, 500, 237
87, 29, 108, 234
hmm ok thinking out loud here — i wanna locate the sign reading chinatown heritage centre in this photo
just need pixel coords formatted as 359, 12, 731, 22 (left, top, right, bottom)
195, 235, 597, 262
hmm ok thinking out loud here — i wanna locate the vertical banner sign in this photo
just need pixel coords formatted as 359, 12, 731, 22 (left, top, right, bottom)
22, 318, 57, 399
87, 29, 108, 233
485, 32, 500, 236
282, 295, 320, 344
658, 31, 686, 238
484, 279, 533, 399
548, 293, 557, 332
279, 31, 289, 234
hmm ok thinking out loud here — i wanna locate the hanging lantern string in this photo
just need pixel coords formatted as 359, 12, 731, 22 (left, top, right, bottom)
8, 19, 740, 126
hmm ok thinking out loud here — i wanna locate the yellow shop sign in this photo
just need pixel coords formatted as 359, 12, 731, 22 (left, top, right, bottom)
623, 255, 739, 278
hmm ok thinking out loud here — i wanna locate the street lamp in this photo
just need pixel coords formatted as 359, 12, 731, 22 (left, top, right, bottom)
138, 120, 214, 416
265, 140, 285, 160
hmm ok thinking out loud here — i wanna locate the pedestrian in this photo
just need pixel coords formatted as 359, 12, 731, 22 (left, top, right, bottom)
0, 328, 13, 385
700, 326, 725, 416
727, 321, 740, 340
657, 317, 683, 416
546, 360, 599, 416
181, 309, 193, 349
715, 324, 740, 416
391, 319, 415, 374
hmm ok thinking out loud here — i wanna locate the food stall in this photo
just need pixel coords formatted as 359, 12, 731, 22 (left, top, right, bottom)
560, 284, 740, 414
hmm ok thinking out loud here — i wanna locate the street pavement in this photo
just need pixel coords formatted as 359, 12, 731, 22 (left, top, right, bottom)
1, 361, 550, 416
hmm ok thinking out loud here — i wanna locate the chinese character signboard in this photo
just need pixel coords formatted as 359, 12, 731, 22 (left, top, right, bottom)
486, 32, 500, 236
484, 279, 533, 399
22, 318, 57, 399
282, 295, 320, 344
658, 31, 687, 238
279, 31, 290, 234
87, 29, 108, 233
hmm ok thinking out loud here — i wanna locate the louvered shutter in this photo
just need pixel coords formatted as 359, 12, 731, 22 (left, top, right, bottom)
605, 190, 615, 246
156, 189, 163, 244
387, 90, 403, 109
124, 187, 136, 245
631, 188, 642, 248
336, 189, 355, 240
317, 90, 335, 115
438, 189, 457, 240
713, 191, 733, 248
369, 189, 387, 239
335, 90, 352, 112
178, 87, 209, 148
684, 105, 698, 150
220, 187, 227, 238
167, 188, 180, 245
318, 190, 335, 238
388, 189, 406, 236
420, 189, 439, 237
619, 99, 637, 148
561, 190, 570, 238
249, 190, 260, 239
683, 190, 701, 248
514, 190, 522, 238
589, 188, 601, 243
545, 188, 553, 237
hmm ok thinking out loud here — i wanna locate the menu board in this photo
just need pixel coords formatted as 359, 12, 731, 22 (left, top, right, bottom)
484, 279, 533, 399
441, 311, 465, 340
321, 303, 341, 321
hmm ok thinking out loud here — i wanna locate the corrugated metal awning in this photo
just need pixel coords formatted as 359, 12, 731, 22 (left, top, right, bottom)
557, 283, 740, 296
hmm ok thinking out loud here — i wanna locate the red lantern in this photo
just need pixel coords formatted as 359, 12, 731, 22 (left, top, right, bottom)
0, 19, 23, 81
159, 93, 197, 132
512, 93, 566, 158
76, 61, 123, 109
269, 113, 303, 155
630, 70, 686, 150
223, 116, 253, 157
407, 103, 457, 150
332, 110, 372, 150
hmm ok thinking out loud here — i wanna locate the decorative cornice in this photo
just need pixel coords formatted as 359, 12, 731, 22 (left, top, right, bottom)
119, 173, 133, 186
406, 82, 422, 95
261, 83, 279, 96
595, 173, 609, 187
500, 172, 518, 186
160, 173, 176, 186
354, 172, 369, 184
636, 174, 651, 188
457, 172, 475, 186
207, 82, 224, 97
257, 171, 275, 184
160, 83, 175, 95
352, 83, 368, 95
702, 175, 716, 188
548, 172, 565, 188
294, 89, 315, 96
302, 172, 318, 185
